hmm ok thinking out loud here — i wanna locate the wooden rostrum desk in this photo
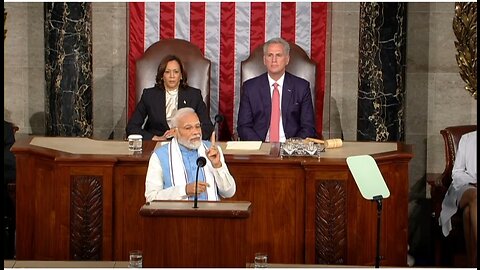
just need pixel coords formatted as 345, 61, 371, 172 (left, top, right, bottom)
12, 136, 412, 266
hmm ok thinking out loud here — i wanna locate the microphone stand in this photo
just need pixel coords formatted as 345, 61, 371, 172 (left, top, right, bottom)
193, 157, 206, 208
193, 166, 200, 209
373, 195, 383, 268
214, 114, 224, 142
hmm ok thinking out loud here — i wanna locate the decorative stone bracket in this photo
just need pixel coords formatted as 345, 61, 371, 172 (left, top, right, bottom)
453, 3, 477, 100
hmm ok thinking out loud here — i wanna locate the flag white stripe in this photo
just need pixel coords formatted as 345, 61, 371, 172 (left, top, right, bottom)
233, 2, 251, 131
265, 2, 281, 41
138, 2, 322, 133
205, 2, 221, 121
296, 2, 312, 57
175, 3, 190, 41
145, 2, 160, 50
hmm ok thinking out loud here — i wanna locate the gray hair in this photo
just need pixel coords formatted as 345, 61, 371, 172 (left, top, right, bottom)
171, 107, 196, 128
263, 37, 290, 56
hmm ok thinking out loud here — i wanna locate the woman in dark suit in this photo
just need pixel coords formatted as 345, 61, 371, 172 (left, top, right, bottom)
126, 55, 213, 141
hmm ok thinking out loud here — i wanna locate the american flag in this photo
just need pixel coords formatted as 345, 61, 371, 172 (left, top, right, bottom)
128, 2, 327, 140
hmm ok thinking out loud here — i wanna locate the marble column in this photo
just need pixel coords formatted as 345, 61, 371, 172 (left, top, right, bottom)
357, 3, 406, 142
45, 3, 93, 137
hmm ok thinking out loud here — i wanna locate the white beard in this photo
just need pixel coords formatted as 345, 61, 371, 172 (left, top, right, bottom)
178, 136, 202, 149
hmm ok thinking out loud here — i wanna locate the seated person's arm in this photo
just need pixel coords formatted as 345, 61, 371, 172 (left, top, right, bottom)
295, 83, 316, 139
144, 154, 188, 202
126, 97, 155, 140
237, 85, 264, 141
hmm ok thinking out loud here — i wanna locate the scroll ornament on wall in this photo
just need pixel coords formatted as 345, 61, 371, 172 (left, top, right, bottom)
453, 2, 477, 100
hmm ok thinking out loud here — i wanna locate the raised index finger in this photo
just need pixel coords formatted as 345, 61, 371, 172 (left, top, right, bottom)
210, 131, 216, 146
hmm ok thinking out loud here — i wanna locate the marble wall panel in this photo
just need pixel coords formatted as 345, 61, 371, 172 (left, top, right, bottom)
428, 4, 459, 73
329, 3, 359, 141
330, 72, 358, 141
4, 3, 44, 134
44, 3, 93, 137
330, 8, 360, 73
4, 67, 27, 123
405, 4, 430, 73
405, 74, 429, 135
357, 3, 407, 142
92, 2, 127, 140
28, 67, 46, 135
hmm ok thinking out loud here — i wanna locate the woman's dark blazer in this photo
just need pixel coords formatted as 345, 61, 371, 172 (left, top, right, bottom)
126, 85, 214, 140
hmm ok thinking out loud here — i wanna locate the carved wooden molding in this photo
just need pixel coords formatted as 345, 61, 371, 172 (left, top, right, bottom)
315, 180, 347, 264
453, 2, 477, 100
71, 175, 103, 260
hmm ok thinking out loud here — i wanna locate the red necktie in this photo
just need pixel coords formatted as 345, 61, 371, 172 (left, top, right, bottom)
269, 82, 280, 142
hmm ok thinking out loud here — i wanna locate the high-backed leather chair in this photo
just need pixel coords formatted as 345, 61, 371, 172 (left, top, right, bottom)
135, 39, 211, 109
240, 42, 317, 110
430, 125, 476, 266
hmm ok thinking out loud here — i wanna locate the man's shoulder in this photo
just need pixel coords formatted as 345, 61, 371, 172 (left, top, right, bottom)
285, 72, 309, 84
154, 142, 170, 154
244, 72, 268, 86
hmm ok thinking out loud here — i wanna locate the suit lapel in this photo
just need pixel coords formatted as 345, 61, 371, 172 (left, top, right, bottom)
260, 74, 272, 121
177, 87, 188, 108
281, 73, 293, 122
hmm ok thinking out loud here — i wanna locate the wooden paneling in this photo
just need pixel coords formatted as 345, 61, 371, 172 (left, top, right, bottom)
112, 164, 147, 260
139, 201, 251, 267
12, 136, 412, 266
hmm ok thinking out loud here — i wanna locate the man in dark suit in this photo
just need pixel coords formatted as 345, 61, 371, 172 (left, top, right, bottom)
237, 37, 316, 142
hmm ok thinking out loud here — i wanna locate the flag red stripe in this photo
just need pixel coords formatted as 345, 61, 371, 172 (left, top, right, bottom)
219, 3, 236, 137
128, 2, 145, 120
127, 2, 328, 138
250, 2, 266, 52
281, 2, 296, 43
310, 2, 327, 136
160, 2, 175, 39
190, 2, 206, 53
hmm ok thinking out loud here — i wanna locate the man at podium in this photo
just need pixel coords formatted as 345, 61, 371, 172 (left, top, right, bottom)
145, 107, 236, 202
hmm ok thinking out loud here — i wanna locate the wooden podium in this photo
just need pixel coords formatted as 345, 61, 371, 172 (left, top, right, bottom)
139, 200, 252, 267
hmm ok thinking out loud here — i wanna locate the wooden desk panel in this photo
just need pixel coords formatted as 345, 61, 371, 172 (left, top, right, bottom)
12, 136, 412, 266
139, 201, 251, 267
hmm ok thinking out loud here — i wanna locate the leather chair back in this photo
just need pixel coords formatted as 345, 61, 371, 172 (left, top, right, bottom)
440, 125, 477, 187
135, 39, 211, 108
240, 42, 317, 110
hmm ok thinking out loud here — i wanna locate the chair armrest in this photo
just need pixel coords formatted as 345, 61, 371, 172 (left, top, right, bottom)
427, 173, 448, 219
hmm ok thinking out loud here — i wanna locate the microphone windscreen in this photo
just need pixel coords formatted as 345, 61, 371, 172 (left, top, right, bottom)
196, 156, 207, 167
214, 114, 224, 123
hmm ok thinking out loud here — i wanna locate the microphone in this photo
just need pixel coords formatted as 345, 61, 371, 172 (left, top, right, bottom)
214, 114, 224, 124
193, 156, 207, 208
213, 114, 224, 142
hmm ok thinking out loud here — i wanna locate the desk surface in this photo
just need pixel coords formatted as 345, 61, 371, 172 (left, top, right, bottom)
140, 200, 252, 218
4, 260, 129, 268
5, 260, 366, 268
20, 135, 401, 160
